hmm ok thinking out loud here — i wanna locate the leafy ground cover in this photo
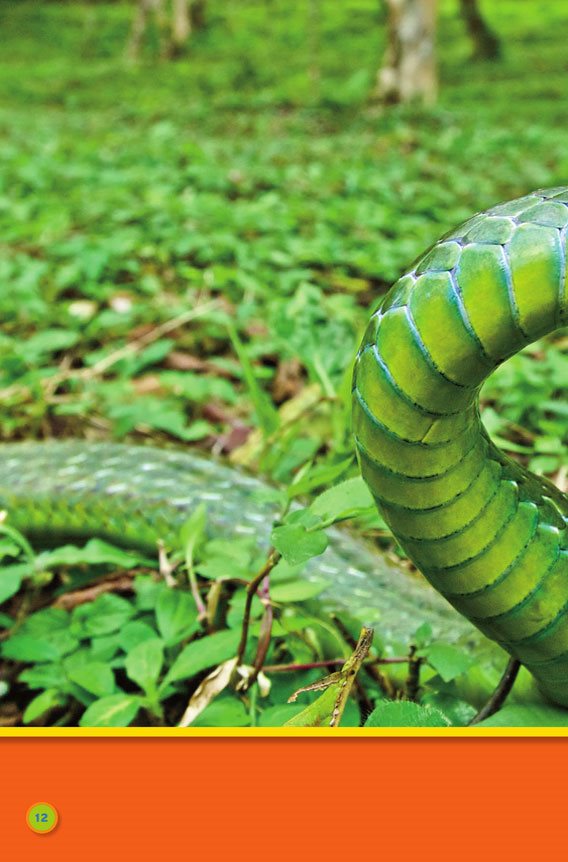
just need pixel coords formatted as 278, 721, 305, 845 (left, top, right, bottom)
0, 0, 566, 727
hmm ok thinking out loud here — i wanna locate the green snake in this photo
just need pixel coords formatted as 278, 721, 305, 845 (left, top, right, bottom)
353, 187, 568, 706
0, 188, 566, 704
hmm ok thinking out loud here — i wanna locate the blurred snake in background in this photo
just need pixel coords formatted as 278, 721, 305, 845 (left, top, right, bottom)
1, 189, 567, 705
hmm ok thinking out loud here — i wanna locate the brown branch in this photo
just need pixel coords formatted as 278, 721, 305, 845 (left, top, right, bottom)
468, 658, 520, 726
233, 549, 280, 678
246, 575, 273, 689
405, 645, 423, 701
263, 656, 410, 673
52, 575, 135, 610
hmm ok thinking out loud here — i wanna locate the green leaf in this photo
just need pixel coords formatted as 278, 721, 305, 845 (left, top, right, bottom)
125, 639, 164, 693
1, 635, 60, 663
119, 621, 157, 652
18, 608, 69, 637
475, 705, 568, 727
67, 662, 116, 697
25, 328, 79, 360
412, 623, 433, 648
79, 694, 141, 728
155, 589, 199, 646
15, 608, 79, 658
0, 539, 23, 561
134, 576, 166, 611
89, 634, 122, 662
309, 476, 374, 523
421, 693, 476, 727
270, 578, 330, 603
163, 629, 241, 686
181, 420, 214, 442
106, 398, 206, 442
271, 524, 328, 566
258, 704, 306, 726
365, 701, 451, 728
19, 663, 66, 691
189, 697, 250, 728
179, 503, 207, 565
71, 594, 135, 637
23, 689, 67, 725
0, 563, 29, 604
287, 458, 354, 498
422, 643, 474, 683
37, 539, 147, 570
227, 323, 279, 435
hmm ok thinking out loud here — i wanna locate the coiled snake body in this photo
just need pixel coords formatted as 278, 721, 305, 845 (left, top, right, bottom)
1, 188, 567, 705
353, 187, 568, 706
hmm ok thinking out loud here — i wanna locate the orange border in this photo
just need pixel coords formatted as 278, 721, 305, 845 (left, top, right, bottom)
2, 737, 567, 859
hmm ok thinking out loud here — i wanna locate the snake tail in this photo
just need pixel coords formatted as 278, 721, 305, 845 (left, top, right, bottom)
353, 187, 568, 706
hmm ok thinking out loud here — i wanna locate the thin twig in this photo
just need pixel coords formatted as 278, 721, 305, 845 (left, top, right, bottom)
468, 658, 520, 725
262, 656, 411, 673
405, 644, 423, 701
263, 659, 348, 673
204, 579, 223, 631
246, 575, 273, 689
233, 548, 281, 678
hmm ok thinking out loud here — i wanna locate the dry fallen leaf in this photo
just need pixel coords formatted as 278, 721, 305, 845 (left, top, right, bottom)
177, 657, 238, 728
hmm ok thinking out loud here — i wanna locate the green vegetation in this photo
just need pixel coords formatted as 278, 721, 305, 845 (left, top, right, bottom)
0, 0, 566, 727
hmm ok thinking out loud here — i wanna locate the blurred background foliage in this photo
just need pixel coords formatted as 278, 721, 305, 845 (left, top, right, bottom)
0, 1, 566, 495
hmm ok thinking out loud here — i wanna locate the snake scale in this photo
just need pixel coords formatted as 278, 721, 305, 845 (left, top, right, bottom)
0, 188, 566, 705
353, 187, 568, 706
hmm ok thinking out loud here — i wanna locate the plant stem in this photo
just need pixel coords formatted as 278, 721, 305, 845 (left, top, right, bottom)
233, 548, 280, 675
263, 656, 410, 673
187, 562, 207, 622
468, 658, 520, 725
405, 645, 422, 701
246, 575, 273, 688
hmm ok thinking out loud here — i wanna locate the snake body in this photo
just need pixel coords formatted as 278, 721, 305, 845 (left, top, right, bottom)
0, 441, 480, 647
0, 188, 566, 705
353, 187, 568, 706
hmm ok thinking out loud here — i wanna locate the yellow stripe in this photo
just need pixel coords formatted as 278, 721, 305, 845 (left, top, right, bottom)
0, 727, 567, 737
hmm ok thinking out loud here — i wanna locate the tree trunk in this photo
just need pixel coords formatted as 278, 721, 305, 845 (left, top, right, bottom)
190, 0, 207, 31
171, 0, 191, 53
376, 0, 438, 105
459, 0, 501, 60
127, 0, 167, 61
